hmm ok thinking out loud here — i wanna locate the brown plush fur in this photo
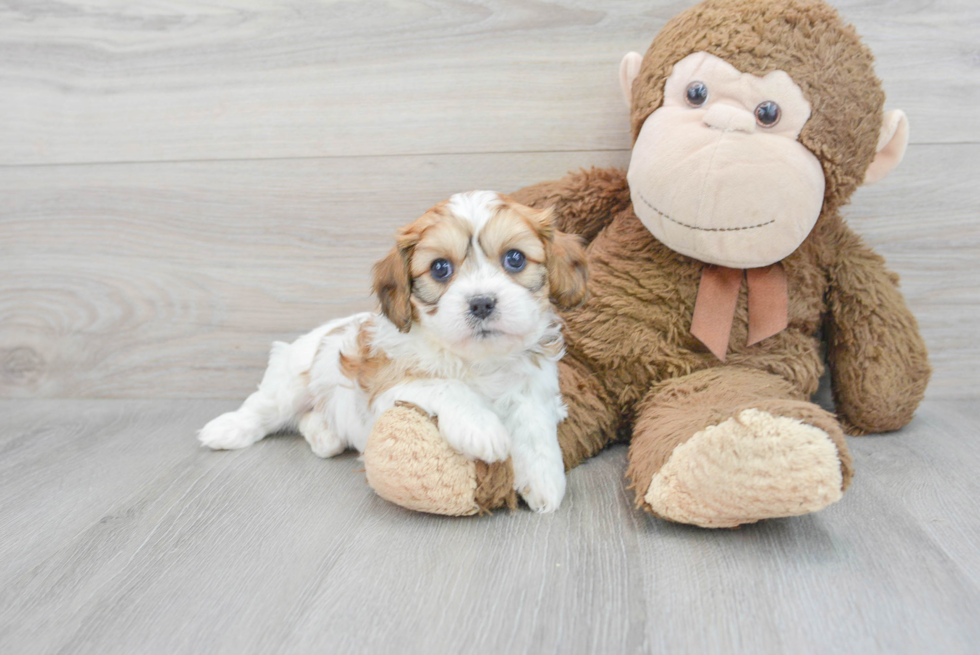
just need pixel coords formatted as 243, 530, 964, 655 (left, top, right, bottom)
511, 0, 930, 521
338, 318, 432, 406
625, 367, 853, 516
474, 460, 519, 514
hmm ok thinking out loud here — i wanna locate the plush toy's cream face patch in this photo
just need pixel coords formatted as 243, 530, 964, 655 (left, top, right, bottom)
626, 52, 825, 269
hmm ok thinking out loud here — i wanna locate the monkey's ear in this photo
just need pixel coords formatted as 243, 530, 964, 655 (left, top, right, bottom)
619, 52, 643, 110
864, 110, 909, 185
546, 230, 589, 310
372, 245, 414, 332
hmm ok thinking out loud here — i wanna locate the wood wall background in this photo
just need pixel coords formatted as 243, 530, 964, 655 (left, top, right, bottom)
1, 0, 977, 400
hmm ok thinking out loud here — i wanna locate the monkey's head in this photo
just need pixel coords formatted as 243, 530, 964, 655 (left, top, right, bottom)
621, 0, 908, 268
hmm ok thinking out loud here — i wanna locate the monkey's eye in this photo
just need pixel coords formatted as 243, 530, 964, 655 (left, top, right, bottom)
430, 258, 454, 282
755, 101, 781, 127
685, 81, 708, 107
502, 249, 526, 273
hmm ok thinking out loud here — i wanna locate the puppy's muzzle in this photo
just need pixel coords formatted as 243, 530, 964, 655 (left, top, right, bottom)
468, 295, 497, 320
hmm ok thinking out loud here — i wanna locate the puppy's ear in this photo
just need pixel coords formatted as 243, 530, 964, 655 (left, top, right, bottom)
372, 243, 414, 332
546, 228, 588, 310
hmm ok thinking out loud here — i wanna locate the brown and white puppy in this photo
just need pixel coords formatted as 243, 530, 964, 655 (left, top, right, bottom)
198, 191, 587, 512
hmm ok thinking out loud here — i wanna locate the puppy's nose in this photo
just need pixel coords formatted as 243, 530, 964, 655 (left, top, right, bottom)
468, 295, 496, 320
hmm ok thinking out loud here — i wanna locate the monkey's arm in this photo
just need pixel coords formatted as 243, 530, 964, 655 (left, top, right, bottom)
825, 226, 931, 434
510, 167, 631, 244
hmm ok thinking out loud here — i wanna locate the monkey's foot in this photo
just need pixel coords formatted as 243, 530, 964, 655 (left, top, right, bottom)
363, 404, 517, 516
643, 408, 846, 528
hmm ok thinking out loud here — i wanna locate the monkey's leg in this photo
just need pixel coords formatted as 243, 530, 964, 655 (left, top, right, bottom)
363, 403, 517, 516
626, 367, 854, 528
362, 356, 620, 515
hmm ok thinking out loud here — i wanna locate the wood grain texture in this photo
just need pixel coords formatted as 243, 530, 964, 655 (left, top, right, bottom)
1, 398, 978, 654
2, 144, 976, 399
0, 150, 630, 399
0, 0, 977, 167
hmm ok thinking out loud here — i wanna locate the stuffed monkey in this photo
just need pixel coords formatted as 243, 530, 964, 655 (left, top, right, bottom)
362, 0, 930, 527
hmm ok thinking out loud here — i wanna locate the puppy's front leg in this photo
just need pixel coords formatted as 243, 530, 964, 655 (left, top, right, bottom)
375, 380, 511, 463
504, 397, 567, 513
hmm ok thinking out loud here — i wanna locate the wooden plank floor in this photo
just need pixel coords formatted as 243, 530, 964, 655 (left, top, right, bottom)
1, 399, 978, 654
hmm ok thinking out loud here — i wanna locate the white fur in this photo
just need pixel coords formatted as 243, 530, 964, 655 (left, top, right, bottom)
199, 191, 568, 513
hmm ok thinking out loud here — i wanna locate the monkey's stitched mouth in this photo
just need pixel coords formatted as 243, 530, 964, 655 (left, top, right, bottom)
639, 193, 775, 232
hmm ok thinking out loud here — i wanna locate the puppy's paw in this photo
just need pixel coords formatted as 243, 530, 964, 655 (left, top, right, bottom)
198, 412, 264, 450
440, 413, 511, 463
516, 460, 567, 513
299, 411, 345, 458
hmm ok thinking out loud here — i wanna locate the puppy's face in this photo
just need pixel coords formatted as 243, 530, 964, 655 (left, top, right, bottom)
372, 191, 587, 359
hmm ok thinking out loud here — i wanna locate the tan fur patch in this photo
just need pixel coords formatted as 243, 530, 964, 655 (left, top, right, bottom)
373, 202, 464, 330
480, 205, 548, 264
480, 203, 549, 295
372, 245, 414, 332
409, 211, 472, 277
409, 211, 472, 307
487, 197, 588, 310
338, 319, 429, 404
545, 230, 588, 310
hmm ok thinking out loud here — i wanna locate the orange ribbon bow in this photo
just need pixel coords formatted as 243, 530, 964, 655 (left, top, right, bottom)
690, 263, 788, 361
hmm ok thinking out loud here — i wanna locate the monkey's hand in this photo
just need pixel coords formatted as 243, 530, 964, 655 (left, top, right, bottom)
825, 227, 931, 434
510, 167, 632, 245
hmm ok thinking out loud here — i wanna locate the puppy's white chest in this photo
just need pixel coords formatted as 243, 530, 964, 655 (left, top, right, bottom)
466, 360, 548, 412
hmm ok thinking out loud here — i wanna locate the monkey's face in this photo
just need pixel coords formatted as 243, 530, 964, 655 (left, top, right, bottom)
627, 52, 825, 269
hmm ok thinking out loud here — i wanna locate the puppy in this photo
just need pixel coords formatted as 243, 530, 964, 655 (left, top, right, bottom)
198, 190, 587, 512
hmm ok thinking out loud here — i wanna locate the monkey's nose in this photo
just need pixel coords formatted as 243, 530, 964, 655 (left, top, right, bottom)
468, 295, 497, 320
703, 103, 756, 134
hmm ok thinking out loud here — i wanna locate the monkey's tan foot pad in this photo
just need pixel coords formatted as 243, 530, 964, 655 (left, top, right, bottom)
644, 408, 845, 528
363, 404, 517, 516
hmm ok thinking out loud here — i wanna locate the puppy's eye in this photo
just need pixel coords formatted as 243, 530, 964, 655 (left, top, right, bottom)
755, 101, 781, 127
430, 258, 453, 282
685, 81, 708, 107
502, 249, 526, 273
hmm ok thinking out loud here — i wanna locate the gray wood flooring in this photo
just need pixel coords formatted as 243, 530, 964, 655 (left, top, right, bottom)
2, 1, 978, 653
1, 399, 979, 654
